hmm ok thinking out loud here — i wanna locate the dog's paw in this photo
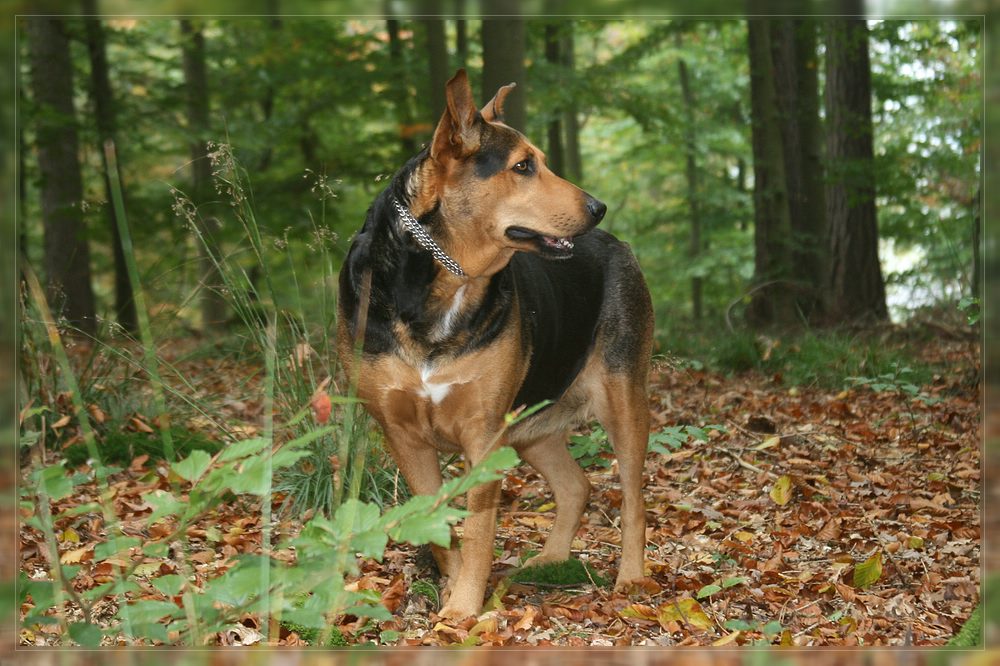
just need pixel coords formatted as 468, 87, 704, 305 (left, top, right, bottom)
436, 602, 479, 622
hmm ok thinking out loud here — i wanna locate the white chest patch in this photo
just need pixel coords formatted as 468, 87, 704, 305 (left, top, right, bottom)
419, 365, 453, 404
436, 285, 467, 340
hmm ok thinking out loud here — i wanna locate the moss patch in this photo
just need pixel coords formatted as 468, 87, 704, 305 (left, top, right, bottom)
511, 558, 608, 587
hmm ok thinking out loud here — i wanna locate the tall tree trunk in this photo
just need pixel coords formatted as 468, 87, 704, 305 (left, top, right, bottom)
83, 2, 138, 334
180, 19, 227, 332
481, 7, 526, 131
676, 38, 702, 321
26, 17, 97, 335
972, 184, 981, 300
561, 23, 582, 182
746, 19, 796, 328
386, 15, 417, 155
258, 2, 282, 171
824, 16, 887, 322
455, 17, 468, 69
544, 23, 565, 176
771, 18, 826, 321
421, 14, 449, 123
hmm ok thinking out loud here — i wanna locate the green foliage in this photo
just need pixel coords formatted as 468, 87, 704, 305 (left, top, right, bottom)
568, 425, 610, 468
63, 426, 221, 468
848, 361, 940, 405
648, 424, 726, 455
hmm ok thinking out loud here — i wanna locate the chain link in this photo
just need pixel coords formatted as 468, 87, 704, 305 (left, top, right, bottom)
392, 198, 466, 277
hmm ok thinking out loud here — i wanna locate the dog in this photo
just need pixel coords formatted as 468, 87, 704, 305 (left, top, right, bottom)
338, 69, 653, 620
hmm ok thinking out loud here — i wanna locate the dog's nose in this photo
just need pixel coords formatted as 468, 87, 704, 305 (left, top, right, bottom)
587, 197, 607, 223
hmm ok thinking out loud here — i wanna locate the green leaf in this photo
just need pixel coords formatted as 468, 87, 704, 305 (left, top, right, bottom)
350, 529, 390, 559
853, 551, 883, 589
68, 621, 104, 647
283, 426, 338, 449
761, 620, 783, 637
228, 457, 272, 496
270, 447, 313, 469
333, 499, 381, 535
171, 450, 212, 483
151, 574, 186, 597
95, 536, 141, 561
35, 462, 74, 501
123, 599, 182, 624
217, 437, 271, 463
24, 578, 55, 612
389, 511, 457, 548
724, 618, 754, 632
722, 576, 746, 588
697, 584, 722, 599
145, 490, 182, 523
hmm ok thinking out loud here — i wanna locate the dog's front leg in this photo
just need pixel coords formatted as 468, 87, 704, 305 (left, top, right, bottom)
437, 473, 502, 621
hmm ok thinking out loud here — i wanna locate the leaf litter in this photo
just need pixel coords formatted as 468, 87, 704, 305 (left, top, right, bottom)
18, 336, 980, 646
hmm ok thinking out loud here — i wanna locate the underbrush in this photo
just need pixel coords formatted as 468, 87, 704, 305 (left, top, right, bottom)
660, 322, 941, 389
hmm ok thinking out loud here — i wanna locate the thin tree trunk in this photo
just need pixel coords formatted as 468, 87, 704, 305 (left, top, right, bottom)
972, 184, 981, 299
421, 14, 449, 123
83, 2, 138, 334
824, 16, 888, 322
676, 37, 702, 321
27, 17, 97, 335
544, 23, 565, 176
258, 2, 281, 171
386, 16, 417, 155
482, 7, 526, 131
746, 19, 796, 328
561, 24, 582, 182
455, 17, 468, 69
180, 19, 227, 332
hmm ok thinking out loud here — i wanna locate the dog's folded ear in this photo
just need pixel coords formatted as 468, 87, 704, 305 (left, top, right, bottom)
431, 69, 481, 159
481, 82, 516, 124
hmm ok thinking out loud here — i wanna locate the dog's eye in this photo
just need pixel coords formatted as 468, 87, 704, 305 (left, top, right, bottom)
512, 159, 531, 174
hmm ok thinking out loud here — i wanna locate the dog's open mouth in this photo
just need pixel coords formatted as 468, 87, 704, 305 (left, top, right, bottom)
505, 226, 575, 257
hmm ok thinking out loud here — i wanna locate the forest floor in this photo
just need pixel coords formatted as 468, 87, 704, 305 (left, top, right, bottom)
18, 334, 981, 647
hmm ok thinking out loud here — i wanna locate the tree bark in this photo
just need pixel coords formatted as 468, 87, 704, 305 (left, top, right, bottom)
746, 19, 796, 328
180, 19, 227, 332
972, 184, 981, 299
561, 24, 582, 182
421, 15, 449, 123
676, 37, 702, 321
481, 8, 526, 131
455, 17, 468, 69
386, 16, 417, 155
824, 17, 888, 322
771, 18, 826, 321
544, 23, 565, 177
83, 2, 138, 334
26, 17, 97, 335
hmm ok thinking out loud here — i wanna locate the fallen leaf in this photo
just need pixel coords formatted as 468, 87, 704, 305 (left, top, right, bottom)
769, 475, 793, 506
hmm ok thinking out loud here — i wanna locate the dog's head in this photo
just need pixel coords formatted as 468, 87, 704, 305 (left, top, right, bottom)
413, 69, 605, 266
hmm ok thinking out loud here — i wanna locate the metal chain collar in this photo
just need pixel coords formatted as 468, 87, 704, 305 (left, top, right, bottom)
391, 197, 466, 277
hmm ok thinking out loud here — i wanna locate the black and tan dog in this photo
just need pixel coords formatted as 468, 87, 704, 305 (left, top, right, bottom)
338, 70, 653, 620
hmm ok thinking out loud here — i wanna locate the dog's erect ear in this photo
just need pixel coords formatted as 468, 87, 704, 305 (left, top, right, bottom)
430, 69, 481, 160
480, 82, 516, 123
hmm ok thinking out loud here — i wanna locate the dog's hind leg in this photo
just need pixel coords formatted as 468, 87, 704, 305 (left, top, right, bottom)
593, 374, 650, 587
518, 431, 592, 567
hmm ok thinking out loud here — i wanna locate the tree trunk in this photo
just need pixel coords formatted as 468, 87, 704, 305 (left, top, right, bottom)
561, 24, 582, 182
26, 17, 97, 335
386, 16, 417, 155
676, 38, 702, 321
746, 19, 796, 328
481, 8, 526, 131
771, 18, 826, 321
544, 23, 565, 176
824, 17, 888, 323
180, 19, 227, 332
972, 184, 981, 299
258, 2, 281, 171
83, 2, 138, 334
421, 15, 449, 123
455, 17, 468, 69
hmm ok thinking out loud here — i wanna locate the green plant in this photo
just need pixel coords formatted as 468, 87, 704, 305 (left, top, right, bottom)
958, 295, 980, 325
847, 361, 941, 406
648, 424, 727, 455
511, 558, 609, 588
568, 425, 611, 468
